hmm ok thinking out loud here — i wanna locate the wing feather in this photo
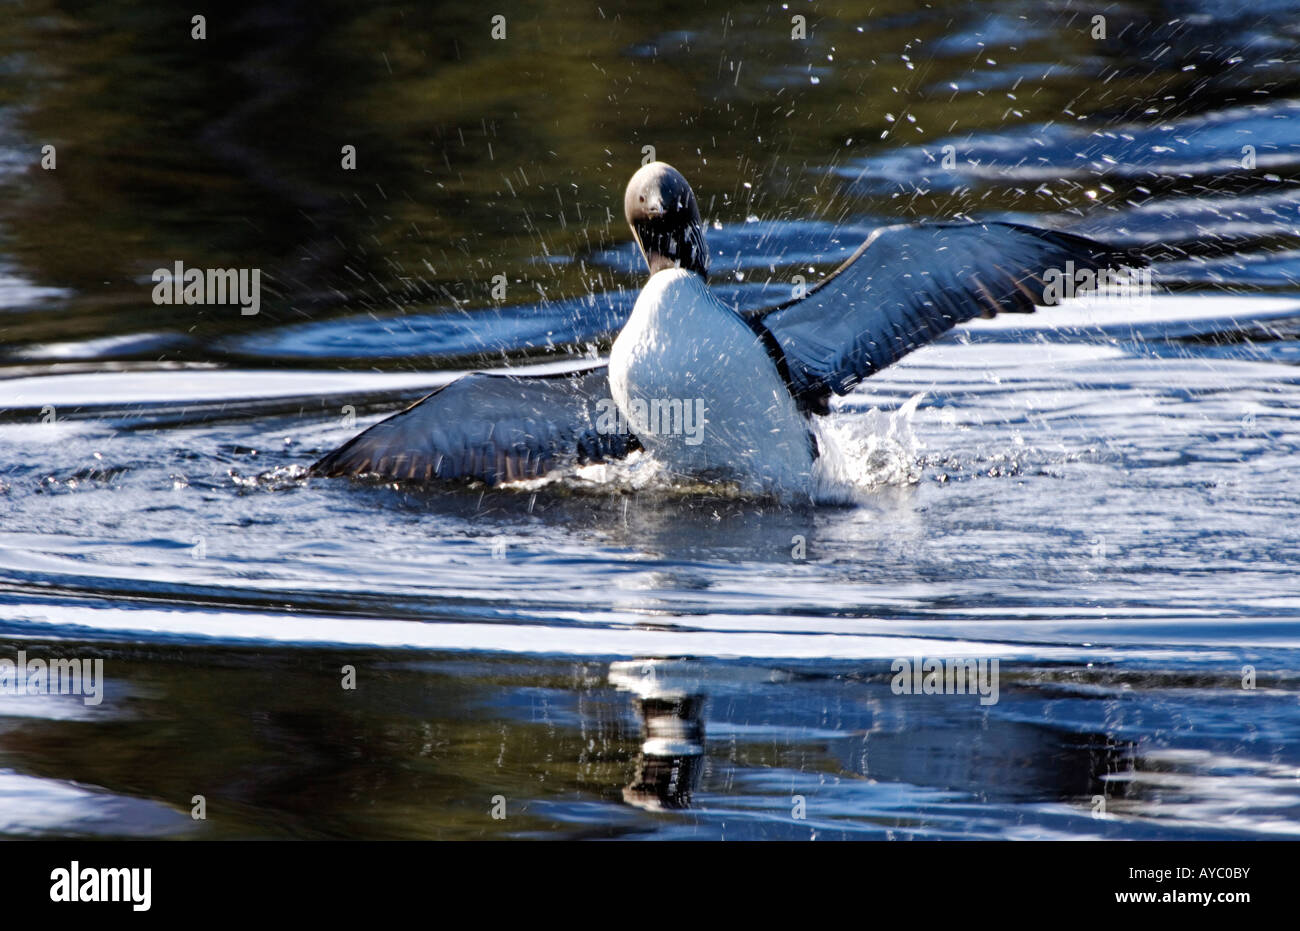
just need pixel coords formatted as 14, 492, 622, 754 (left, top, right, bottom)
755, 221, 1144, 410
310, 366, 637, 485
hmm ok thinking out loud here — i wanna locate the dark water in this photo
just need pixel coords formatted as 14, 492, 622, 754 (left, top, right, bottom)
1, 0, 1299, 839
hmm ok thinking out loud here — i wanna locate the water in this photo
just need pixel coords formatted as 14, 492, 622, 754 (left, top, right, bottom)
1, 0, 1299, 839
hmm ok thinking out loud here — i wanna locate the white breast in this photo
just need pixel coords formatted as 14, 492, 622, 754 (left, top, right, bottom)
608, 268, 814, 493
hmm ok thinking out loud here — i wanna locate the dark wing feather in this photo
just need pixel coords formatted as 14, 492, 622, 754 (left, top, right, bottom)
309, 366, 637, 484
755, 221, 1143, 412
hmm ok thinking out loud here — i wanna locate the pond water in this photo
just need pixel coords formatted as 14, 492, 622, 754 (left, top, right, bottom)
0, 0, 1298, 839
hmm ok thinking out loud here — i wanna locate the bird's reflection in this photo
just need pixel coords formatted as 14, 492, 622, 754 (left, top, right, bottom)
608, 657, 1144, 823
609, 659, 707, 810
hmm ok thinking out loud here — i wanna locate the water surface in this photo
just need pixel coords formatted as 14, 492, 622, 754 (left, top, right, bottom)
1, 0, 1298, 839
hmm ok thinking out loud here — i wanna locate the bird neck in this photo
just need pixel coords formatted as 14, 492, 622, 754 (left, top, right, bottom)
646, 252, 707, 280
634, 218, 709, 280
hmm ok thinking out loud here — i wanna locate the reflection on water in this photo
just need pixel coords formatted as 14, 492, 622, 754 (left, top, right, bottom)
609, 657, 1143, 817
2, 0, 1300, 839
4, 645, 1296, 839
611, 661, 708, 811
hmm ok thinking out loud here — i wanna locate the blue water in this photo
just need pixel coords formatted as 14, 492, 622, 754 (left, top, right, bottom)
0, 0, 1298, 839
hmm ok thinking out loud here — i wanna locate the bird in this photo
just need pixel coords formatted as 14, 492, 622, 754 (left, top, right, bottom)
310, 161, 1140, 493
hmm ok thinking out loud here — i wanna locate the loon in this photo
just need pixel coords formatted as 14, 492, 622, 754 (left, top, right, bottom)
311, 161, 1139, 493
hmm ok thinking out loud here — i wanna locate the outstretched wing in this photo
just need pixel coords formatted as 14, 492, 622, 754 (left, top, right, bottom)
754, 221, 1143, 413
309, 366, 637, 484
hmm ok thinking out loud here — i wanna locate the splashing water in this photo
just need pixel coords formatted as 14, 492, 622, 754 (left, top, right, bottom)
463, 393, 927, 503
812, 392, 926, 502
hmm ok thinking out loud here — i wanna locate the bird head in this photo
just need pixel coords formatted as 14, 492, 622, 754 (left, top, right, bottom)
624, 161, 709, 279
